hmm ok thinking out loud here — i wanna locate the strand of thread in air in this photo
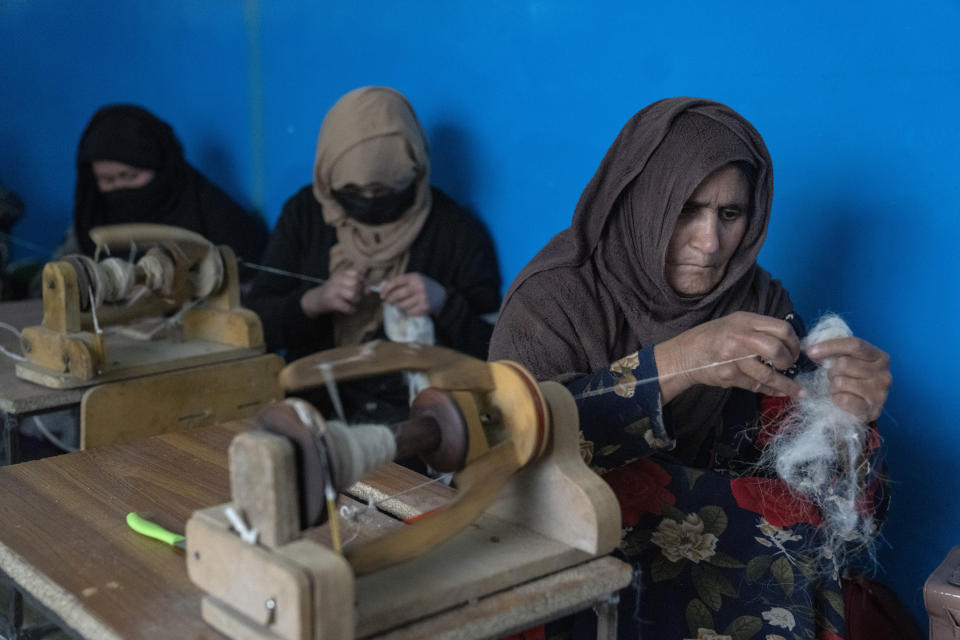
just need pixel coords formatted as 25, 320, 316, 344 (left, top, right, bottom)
340, 472, 453, 522
0, 231, 55, 257
573, 353, 760, 400
0, 320, 25, 362
241, 261, 326, 284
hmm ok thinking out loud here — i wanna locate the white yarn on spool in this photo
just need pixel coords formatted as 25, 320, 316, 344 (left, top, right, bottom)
285, 397, 396, 489
760, 313, 879, 575
98, 257, 137, 302
325, 420, 397, 489
136, 249, 175, 295
191, 247, 224, 298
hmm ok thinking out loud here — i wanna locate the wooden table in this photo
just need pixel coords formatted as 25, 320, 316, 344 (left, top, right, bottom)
0, 421, 631, 639
0, 299, 85, 464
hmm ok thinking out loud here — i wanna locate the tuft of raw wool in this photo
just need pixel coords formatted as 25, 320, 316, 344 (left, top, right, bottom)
760, 313, 879, 575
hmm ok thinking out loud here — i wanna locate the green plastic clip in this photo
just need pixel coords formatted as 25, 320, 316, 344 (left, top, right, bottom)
126, 512, 185, 549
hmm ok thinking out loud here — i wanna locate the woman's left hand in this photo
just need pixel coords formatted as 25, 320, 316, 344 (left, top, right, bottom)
379, 273, 447, 317
805, 338, 891, 422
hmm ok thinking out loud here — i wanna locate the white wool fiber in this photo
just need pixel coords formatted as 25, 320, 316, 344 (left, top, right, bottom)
383, 303, 435, 405
760, 313, 879, 575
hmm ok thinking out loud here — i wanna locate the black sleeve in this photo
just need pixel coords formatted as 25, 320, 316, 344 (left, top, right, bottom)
424, 195, 502, 359
245, 191, 334, 358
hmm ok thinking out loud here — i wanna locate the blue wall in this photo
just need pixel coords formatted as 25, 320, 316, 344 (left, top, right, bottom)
3, 0, 958, 626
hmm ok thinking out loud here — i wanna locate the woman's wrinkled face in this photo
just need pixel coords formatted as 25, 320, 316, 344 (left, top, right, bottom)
665, 164, 749, 295
92, 160, 155, 192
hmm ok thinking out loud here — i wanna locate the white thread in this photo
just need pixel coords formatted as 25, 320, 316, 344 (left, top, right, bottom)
105, 298, 201, 341
339, 522, 362, 548
314, 340, 381, 370
224, 505, 259, 544
31, 415, 77, 452
312, 341, 382, 423
573, 353, 760, 400
319, 364, 346, 423
241, 261, 326, 284
375, 472, 453, 510
87, 287, 102, 335
0, 321, 25, 362
340, 498, 374, 523
339, 473, 453, 521
0, 231, 54, 257
0, 343, 23, 362
124, 286, 150, 307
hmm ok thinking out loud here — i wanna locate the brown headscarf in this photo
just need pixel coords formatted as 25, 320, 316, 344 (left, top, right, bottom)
489, 97, 793, 462
312, 87, 432, 345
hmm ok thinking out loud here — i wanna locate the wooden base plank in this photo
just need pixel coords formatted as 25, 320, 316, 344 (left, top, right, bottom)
369, 556, 632, 640
354, 511, 591, 637
80, 354, 283, 449
17, 335, 265, 389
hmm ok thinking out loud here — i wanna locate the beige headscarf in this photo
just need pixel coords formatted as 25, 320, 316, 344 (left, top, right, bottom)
312, 87, 432, 345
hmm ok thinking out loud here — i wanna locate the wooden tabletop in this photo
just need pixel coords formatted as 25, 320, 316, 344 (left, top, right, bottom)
0, 421, 247, 639
0, 299, 84, 414
0, 418, 631, 639
0, 299, 43, 331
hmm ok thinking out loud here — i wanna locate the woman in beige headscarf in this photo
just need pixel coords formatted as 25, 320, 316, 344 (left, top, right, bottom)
248, 87, 501, 423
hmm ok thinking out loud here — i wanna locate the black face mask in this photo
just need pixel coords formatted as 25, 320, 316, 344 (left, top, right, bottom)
332, 182, 417, 226
100, 177, 173, 224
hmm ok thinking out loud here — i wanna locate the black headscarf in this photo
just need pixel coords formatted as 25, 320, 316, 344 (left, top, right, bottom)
73, 105, 267, 262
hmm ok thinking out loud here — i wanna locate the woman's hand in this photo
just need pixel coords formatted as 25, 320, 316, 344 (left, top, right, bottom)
299, 268, 365, 317
654, 311, 805, 403
805, 338, 891, 422
379, 273, 447, 317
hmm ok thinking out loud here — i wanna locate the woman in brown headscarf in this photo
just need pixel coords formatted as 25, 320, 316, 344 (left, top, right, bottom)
248, 87, 501, 424
490, 98, 897, 639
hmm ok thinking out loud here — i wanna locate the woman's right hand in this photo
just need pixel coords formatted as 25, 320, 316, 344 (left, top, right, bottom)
654, 311, 805, 403
299, 268, 365, 317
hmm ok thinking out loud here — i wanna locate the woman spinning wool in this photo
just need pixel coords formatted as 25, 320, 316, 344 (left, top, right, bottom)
489, 98, 896, 639
248, 87, 500, 425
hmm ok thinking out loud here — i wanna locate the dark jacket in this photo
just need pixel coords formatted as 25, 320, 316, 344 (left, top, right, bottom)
247, 186, 501, 422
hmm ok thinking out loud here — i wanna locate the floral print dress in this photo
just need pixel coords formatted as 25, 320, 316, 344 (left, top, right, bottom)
560, 343, 885, 640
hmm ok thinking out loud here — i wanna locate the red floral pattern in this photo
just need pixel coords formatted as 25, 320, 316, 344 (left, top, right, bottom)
602, 458, 675, 526
756, 394, 793, 448
730, 476, 821, 527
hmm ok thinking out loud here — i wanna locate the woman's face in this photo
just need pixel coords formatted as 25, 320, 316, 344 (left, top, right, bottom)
91, 160, 155, 193
665, 164, 749, 295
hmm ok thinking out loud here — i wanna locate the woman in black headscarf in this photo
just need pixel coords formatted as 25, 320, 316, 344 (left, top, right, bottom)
491, 98, 903, 639
69, 104, 266, 263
